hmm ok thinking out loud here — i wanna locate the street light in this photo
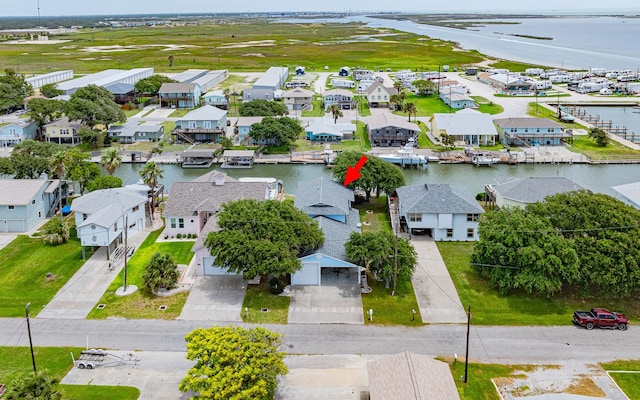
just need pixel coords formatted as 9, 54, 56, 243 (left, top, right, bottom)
25, 303, 37, 373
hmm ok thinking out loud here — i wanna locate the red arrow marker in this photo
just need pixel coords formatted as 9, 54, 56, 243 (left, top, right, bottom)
344, 156, 368, 186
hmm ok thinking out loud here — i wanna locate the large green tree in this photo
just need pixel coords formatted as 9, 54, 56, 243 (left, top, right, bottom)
205, 199, 324, 280
0, 68, 34, 113
39, 83, 63, 98
472, 191, 640, 297
0, 140, 64, 179
134, 74, 177, 96
249, 116, 302, 147
86, 175, 123, 192
26, 98, 65, 138
239, 99, 288, 117
411, 79, 437, 96
346, 231, 417, 291
142, 252, 179, 293
65, 84, 125, 129
3, 369, 62, 400
332, 151, 405, 201
139, 161, 163, 218
67, 151, 101, 194
588, 127, 609, 146
180, 326, 288, 400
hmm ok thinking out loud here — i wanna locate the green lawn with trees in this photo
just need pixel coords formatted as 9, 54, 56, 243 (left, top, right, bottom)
332, 151, 406, 201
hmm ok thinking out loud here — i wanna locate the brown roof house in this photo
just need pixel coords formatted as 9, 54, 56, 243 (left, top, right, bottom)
367, 352, 460, 400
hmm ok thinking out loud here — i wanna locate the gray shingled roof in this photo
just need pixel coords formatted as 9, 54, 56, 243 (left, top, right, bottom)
72, 187, 148, 228
159, 82, 197, 94
104, 82, 135, 94
494, 117, 564, 129
367, 113, 420, 132
294, 177, 354, 217
190, 170, 238, 184
397, 184, 484, 215
493, 177, 587, 204
164, 181, 269, 217
312, 208, 361, 260
0, 179, 54, 205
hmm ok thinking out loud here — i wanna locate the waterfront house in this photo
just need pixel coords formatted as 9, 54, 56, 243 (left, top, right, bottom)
0, 179, 60, 232
235, 116, 264, 144
164, 171, 280, 275
292, 177, 362, 286
72, 187, 147, 256
612, 181, 640, 209
202, 90, 228, 110
396, 183, 484, 241
368, 352, 460, 400
172, 105, 227, 144
44, 117, 81, 145
159, 82, 202, 109
494, 117, 570, 146
0, 120, 37, 146
367, 113, 420, 147
107, 123, 164, 144
484, 177, 587, 209
284, 88, 314, 111
323, 89, 355, 110
429, 109, 497, 146
305, 123, 344, 142
366, 81, 396, 108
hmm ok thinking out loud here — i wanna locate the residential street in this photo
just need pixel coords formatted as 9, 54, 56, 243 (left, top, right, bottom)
2, 318, 639, 365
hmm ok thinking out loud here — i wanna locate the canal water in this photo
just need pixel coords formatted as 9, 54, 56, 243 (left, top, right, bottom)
115, 162, 639, 197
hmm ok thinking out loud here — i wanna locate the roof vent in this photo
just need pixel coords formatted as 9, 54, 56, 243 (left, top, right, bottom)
214, 175, 225, 186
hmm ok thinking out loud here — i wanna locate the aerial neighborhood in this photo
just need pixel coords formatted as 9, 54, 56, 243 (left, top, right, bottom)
1, 10, 640, 400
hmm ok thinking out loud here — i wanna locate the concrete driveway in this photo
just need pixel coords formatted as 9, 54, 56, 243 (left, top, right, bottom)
61, 351, 194, 400
178, 276, 247, 321
288, 285, 363, 324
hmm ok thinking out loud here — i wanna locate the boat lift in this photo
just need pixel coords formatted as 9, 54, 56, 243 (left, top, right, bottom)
71, 349, 138, 369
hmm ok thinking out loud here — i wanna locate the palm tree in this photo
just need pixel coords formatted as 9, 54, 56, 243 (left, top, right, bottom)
393, 80, 404, 96
394, 91, 407, 111
403, 102, 417, 122
49, 149, 71, 222
139, 161, 164, 220
4, 370, 62, 400
100, 147, 122, 176
223, 87, 231, 111
328, 104, 343, 124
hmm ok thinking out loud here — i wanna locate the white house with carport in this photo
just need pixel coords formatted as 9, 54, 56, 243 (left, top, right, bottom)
484, 177, 587, 210
612, 181, 640, 210
292, 177, 363, 286
396, 183, 484, 241
163, 170, 281, 276
71, 187, 147, 258
429, 109, 497, 146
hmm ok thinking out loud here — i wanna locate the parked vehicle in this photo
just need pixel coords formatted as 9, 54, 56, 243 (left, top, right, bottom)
573, 308, 628, 330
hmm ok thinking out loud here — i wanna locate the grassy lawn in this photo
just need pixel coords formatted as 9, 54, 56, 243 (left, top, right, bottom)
0, 227, 89, 318
123, 108, 142, 117
355, 96, 372, 117
568, 135, 640, 160
362, 277, 422, 325
450, 360, 517, 400
393, 93, 452, 117
87, 228, 194, 320
353, 195, 392, 233
438, 242, 640, 325
0, 347, 139, 400
241, 285, 290, 324
471, 96, 504, 114
601, 360, 640, 400
168, 109, 190, 117
301, 98, 325, 117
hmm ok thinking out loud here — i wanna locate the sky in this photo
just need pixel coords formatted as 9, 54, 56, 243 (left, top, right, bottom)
4, 0, 637, 17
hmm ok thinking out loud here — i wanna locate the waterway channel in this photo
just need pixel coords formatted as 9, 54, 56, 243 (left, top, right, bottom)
115, 162, 639, 198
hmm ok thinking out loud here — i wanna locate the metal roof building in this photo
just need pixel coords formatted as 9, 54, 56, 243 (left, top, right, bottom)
56, 68, 154, 95
26, 70, 74, 88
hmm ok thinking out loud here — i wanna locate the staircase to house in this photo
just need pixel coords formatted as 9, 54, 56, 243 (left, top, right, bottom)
173, 130, 196, 144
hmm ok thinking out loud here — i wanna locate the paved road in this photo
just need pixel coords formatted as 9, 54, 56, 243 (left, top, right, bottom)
2, 318, 639, 365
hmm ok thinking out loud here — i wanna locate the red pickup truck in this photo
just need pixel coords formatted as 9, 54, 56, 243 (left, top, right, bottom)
573, 308, 628, 330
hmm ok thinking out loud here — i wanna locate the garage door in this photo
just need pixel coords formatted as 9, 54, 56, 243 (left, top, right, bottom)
7, 220, 25, 233
202, 256, 241, 276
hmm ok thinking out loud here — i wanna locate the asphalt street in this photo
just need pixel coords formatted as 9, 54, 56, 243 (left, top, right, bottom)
2, 318, 639, 365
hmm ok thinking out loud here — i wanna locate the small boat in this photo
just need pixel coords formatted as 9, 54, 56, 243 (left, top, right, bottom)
376, 140, 427, 167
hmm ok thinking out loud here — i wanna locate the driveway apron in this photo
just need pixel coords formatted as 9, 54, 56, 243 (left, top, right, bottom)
177, 276, 247, 321
288, 285, 364, 324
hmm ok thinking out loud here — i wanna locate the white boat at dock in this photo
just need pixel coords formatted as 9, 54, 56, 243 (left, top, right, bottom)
376, 140, 427, 167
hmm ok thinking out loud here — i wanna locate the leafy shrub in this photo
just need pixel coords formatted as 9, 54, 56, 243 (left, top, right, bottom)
268, 276, 285, 295
42, 218, 70, 245
176, 233, 182, 239
142, 252, 179, 293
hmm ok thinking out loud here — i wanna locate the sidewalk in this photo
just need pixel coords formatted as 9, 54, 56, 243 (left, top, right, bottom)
37, 217, 164, 319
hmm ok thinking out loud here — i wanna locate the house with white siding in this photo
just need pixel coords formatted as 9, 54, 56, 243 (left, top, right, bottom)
396, 183, 484, 241
429, 109, 497, 146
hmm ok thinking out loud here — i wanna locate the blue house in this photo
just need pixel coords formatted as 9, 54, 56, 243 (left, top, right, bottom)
494, 117, 570, 146
159, 82, 202, 109
235, 116, 264, 144
292, 177, 363, 286
173, 105, 227, 144
305, 123, 344, 142
0, 120, 38, 146
439, 85, 475, 109
0, 179, 60, 232
202, 90, 228, 110
107, 124, 164, 144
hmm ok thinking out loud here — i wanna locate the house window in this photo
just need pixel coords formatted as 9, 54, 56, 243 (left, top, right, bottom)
409, 213, 422, 222
7, 205, 14, 210
114, 222, 118, 231
467, 228, 474, 238
170, 218, 176, 229
133, 206, 139, 212
178, 218, 184, 228
446, 229, 453, 238
83, 213, 88, 221
32, 199, 36, 204
467, 214, 479, 222
38, 211, 41, 218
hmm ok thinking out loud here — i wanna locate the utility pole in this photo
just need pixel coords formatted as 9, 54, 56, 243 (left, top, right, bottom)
464, 305, 471, 384
123, 214, 128, 291
392, 199, 399, 296
26, 303, 37, 373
